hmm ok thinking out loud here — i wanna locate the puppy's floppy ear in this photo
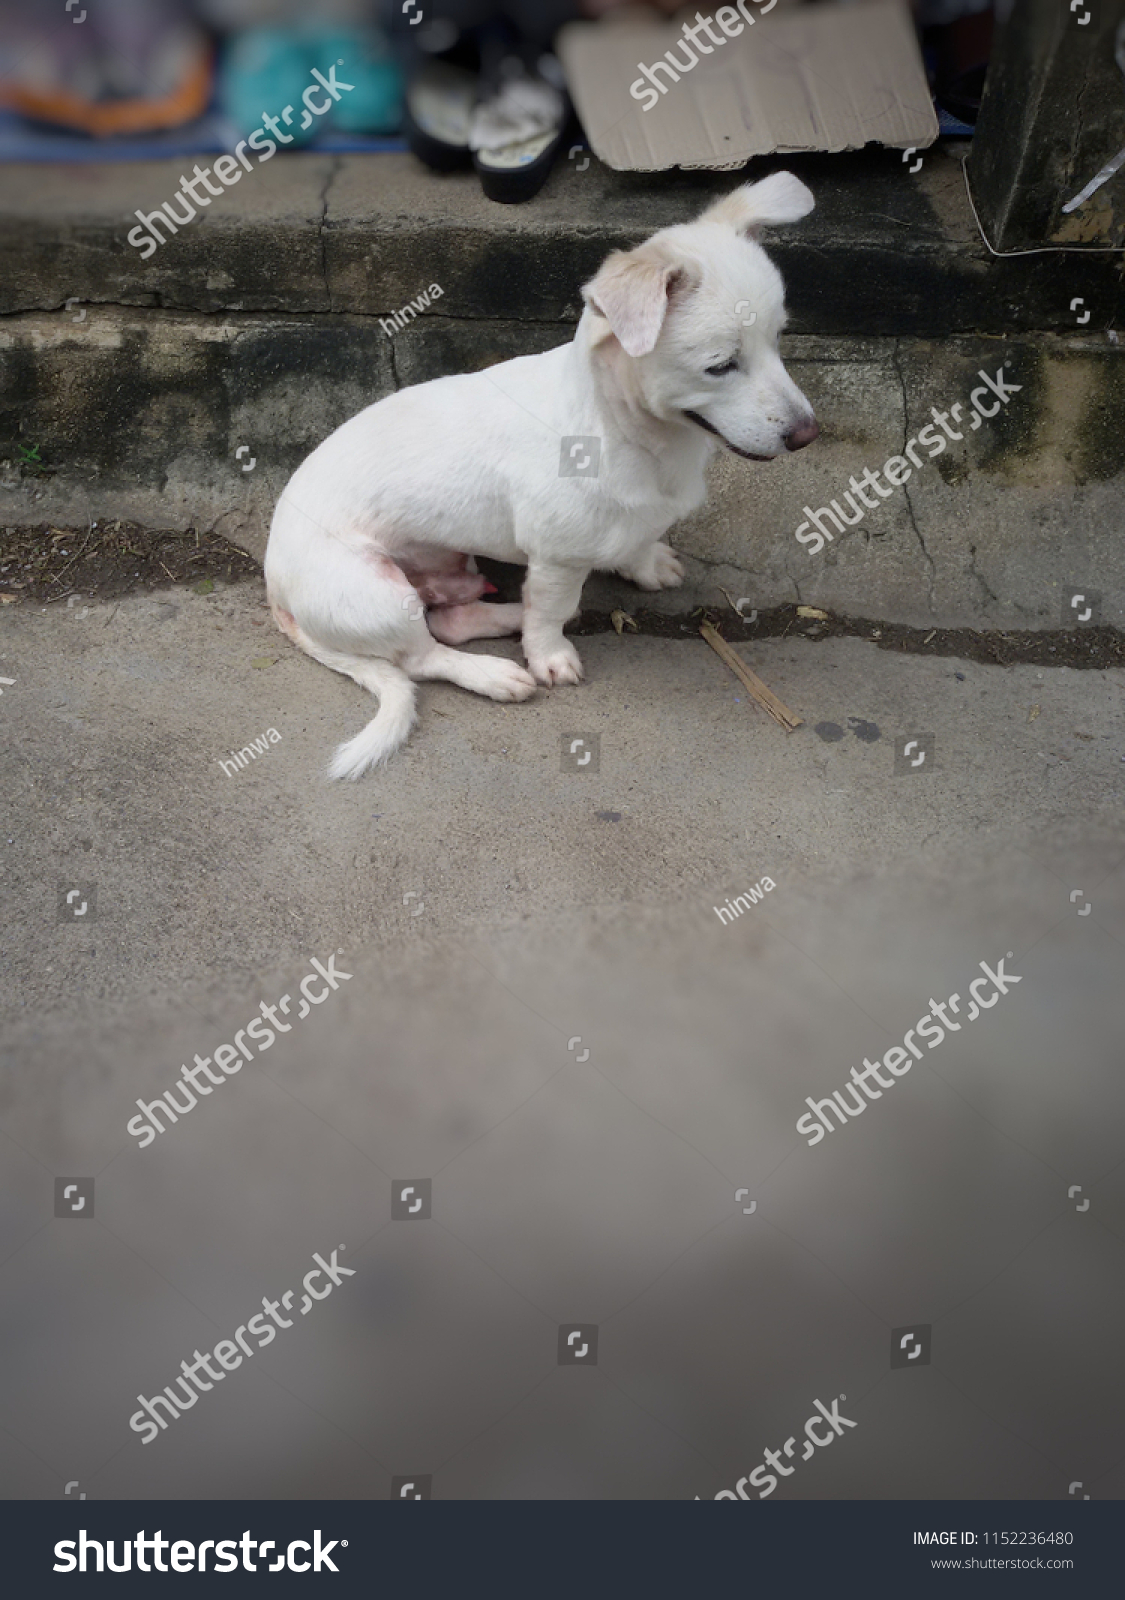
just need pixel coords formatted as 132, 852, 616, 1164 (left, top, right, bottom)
701, 171, 815, 239
582, 245, 690, 358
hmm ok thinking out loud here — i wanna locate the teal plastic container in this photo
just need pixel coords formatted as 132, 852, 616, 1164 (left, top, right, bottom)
219, 25, 402, 143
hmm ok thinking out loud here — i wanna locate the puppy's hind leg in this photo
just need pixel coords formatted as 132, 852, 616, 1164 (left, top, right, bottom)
426, 601, 523, 644
402, 635, 536, 703
392, 558, 531, 695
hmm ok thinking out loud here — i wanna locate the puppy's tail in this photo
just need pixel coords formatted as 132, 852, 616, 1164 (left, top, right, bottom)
327, 659, 417, 781
267, 603, 417, 779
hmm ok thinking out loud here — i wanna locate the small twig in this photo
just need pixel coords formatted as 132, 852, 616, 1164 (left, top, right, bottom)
699, 620, 802, 732
45, 524, 95, 590
45, 556, 80, 588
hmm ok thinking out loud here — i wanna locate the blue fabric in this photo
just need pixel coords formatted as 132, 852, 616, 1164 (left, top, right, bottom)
0, 108, 406, 160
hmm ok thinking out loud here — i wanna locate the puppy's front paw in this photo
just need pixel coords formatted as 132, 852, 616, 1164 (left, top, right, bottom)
621, 542, 685, 591
650, 543, 685, 588
526, 641, 584, 686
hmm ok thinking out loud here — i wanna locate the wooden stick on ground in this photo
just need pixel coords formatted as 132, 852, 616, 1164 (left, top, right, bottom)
699, 620, 803, 732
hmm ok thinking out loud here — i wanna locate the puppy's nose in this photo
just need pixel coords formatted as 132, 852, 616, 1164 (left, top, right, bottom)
785, 418, 820, 452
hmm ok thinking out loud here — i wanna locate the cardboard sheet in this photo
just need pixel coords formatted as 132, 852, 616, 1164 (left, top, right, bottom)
557, 0, 939, 173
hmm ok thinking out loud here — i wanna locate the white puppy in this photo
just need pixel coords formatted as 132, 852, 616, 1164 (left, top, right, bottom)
264, 170, 819, 779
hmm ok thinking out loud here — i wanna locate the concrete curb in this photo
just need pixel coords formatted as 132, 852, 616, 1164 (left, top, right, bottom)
2, 146, 1122, 629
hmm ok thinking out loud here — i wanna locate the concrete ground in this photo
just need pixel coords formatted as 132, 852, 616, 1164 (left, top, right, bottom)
2, 574, 1124, 1500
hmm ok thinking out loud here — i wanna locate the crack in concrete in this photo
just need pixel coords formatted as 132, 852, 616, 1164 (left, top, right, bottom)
891, 336, 936, 611
9, 308, 1110, 336
0, 305, 586, 330
966, 541, 1000, 609
10, 306, 1122, 340
317, 156, 342, 314
679, 549, 750, 572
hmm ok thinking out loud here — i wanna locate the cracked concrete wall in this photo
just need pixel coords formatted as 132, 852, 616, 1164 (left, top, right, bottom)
2, 308, 1122, 628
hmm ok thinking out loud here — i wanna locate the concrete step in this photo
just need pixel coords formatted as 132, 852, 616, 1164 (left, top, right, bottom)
3, 147, 1122, 332
1, 146, 1122, 628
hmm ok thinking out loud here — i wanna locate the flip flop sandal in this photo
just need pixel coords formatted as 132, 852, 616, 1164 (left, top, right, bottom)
470, 68, 568, 204
403, 60, 477, 171
473, 127, 566, 204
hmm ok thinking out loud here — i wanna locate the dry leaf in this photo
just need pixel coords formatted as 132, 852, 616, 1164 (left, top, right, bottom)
1028, 705, 1040, 722
611, 609, 637, 635
796, 605, 829, 620
250, 657, 277, 669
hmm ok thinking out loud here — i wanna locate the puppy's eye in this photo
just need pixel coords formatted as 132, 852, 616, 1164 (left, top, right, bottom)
706, 358, 739, 377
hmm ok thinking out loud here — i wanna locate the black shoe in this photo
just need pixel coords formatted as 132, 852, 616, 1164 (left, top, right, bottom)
403, 60, 478, 172
470, 57, 569, 204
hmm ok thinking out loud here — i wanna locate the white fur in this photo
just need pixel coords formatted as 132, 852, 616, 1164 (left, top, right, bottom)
264, 173, 818, 778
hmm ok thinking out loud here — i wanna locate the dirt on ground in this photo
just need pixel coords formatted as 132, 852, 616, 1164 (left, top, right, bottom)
573, 606, 1125, 670
0, 520, 260, 606
2, 521, 1122, 671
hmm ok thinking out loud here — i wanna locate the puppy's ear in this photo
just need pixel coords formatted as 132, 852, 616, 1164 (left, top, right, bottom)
702, 171, 814, 239
582, 245, 689, 358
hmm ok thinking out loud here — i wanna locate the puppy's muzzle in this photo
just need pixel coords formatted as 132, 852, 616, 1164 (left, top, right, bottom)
682, 410, 773, 461
684, 409, 820, 461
